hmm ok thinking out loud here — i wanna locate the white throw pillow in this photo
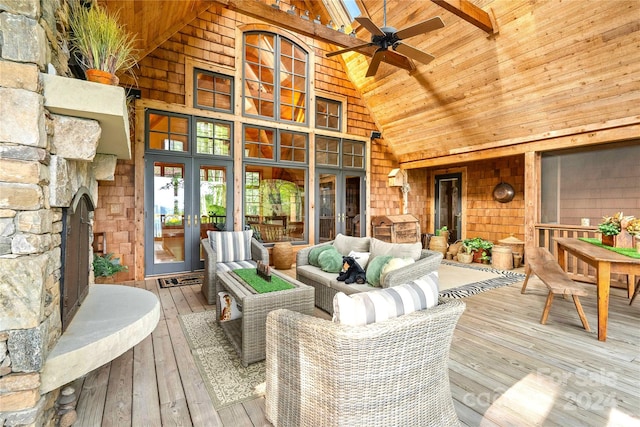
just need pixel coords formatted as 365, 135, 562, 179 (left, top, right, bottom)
348, 251, 371, 269
332, 271, 439, 325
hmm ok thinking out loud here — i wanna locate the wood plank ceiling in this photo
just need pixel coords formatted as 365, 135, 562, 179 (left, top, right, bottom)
100, 1, 637, 166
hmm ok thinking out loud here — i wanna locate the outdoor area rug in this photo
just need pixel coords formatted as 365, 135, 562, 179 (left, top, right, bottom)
179, 310, 265, 409
157, 272, 204, 289
438, 260, 525, 299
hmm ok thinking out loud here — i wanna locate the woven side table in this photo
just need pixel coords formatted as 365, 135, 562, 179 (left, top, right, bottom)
273, 242, 294, 270
216, 269, 314, 366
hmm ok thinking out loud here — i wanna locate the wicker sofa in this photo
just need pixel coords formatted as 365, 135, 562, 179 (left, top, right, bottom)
201, 232, 269, 305
296, 235, 443, 314
265, 298, 466, 427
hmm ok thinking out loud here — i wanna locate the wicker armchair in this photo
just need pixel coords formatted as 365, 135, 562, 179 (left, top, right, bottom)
265, 298, 465, 427
201, 237, 269, 304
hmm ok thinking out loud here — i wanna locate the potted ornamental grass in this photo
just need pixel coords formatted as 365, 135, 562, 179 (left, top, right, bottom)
68, 0, 138, 85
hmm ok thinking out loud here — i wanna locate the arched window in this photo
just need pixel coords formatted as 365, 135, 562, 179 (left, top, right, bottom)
243, 32, 308, 124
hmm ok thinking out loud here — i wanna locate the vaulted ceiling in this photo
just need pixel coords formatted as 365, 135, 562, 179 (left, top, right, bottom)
101, 0, 493, 158
100, 0, 639, 167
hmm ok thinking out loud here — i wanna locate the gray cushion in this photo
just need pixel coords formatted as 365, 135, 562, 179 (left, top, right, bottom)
333, 233, 370, 256
370, 238, 422, 261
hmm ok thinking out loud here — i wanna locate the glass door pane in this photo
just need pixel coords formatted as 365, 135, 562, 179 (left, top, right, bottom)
317, 171, 364, 241
344, 174, 363, 237
197, 162, 231, 267
318, 173, 337, 242
149, 160, 190, 273
435, 173, 462, 244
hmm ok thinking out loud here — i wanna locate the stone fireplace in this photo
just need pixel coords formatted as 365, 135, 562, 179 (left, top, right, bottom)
0, 3, 158, 425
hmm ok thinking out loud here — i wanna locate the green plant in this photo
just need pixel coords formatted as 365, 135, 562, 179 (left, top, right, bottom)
598, 212, 634, 236
436, 225, 448, 236
480, 251, 491, 262
462, 237, 493, 253
93, 253, 128, 277
69, 1, 138, 76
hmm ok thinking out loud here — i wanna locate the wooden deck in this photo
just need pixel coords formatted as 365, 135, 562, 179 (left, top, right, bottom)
72, 273, 640, 426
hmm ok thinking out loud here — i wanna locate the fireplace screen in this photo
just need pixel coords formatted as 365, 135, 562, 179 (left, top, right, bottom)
61, 191, 93, 332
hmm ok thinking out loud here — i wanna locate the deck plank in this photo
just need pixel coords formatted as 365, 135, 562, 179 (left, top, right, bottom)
132, 334, 162, 426
102, 348, 133, 427
75, 363, 110, 425
153, 319, 193, 426
165, 314, 222, 426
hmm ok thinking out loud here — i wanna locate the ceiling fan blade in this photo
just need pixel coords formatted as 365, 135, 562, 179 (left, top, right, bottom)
395, 16, 445, 40
365, 49, 385, 77
378, 49, 415, 72
326, 41, 375, 58
393, 42, 435, 65
355, 16, 386, 37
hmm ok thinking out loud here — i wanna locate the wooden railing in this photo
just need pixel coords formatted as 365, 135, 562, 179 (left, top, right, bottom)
535, 224, 627, 286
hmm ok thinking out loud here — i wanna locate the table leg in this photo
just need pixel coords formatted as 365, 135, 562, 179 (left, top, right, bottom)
627, 274, 636, 299
596, 261, 611, 342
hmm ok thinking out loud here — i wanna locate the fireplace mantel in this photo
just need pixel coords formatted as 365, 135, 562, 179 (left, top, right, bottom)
40, 285, 160, 393
41, 73, 131, 160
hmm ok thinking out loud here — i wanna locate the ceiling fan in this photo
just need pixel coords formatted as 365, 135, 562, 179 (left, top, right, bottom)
326, 0, 444, 77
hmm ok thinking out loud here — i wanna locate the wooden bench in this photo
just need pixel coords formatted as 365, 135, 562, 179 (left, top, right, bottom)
521, 247, 590, 331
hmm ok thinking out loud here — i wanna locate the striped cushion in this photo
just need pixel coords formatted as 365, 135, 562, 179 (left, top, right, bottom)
333, 271, 439, 325
208, 230, 253, 262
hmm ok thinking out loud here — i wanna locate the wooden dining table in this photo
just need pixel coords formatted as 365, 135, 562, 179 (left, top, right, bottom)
554, 237, 640, 341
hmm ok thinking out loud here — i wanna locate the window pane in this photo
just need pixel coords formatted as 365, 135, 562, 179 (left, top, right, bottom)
315, 98, 341, 131
195, 70, 233, 112
148, 112, 189, 152
280, 131, 307, 163
196, 120, 231, 156
243, 31, 307, 123
342, 140, 365, 169
316, 136, 340, 166
244, 126, 274, 159
244, 166, 306, 243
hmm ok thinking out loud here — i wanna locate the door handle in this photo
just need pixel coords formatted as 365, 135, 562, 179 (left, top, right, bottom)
186, 215, 191, 227
194, 214, 198, 226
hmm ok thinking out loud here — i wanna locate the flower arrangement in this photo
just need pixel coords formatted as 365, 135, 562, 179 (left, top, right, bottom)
597, 212, 634, 236
627, 218, 640, 236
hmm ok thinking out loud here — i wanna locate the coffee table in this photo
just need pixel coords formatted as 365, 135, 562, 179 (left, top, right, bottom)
215, 268, 314, 366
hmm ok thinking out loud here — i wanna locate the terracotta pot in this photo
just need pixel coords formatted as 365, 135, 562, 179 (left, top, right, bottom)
85, 69, 119, 85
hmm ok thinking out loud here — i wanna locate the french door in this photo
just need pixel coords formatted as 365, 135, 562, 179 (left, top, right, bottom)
145, 155, 232, 275
434, 172, 462, 244
317, 170, 365, 242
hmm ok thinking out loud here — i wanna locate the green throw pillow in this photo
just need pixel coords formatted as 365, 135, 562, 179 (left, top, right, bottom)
309, 245, 334, 267
318, 247, 343, 273
366, 255, 393, 287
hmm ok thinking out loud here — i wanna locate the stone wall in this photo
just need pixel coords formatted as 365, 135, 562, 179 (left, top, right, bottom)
0, 1, 109, 425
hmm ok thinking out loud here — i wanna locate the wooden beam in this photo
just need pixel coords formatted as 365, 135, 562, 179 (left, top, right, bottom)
212, 0, 370, 50
431, 0, 495, 34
